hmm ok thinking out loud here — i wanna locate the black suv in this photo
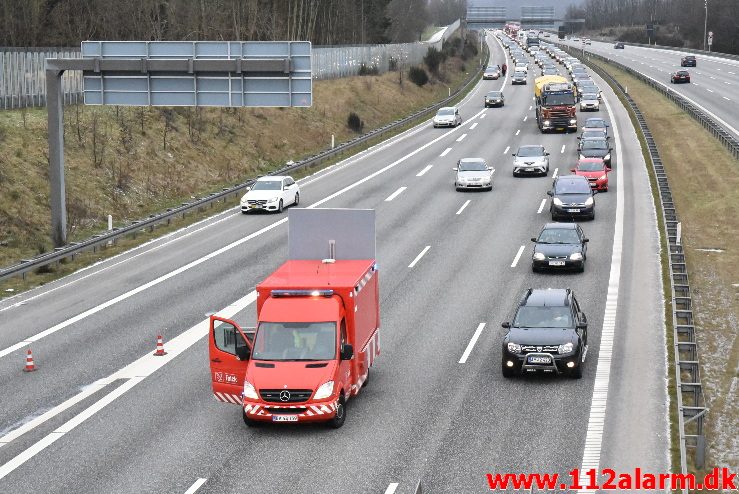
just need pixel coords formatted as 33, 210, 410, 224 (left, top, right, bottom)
681, 55, 697, 67
501, 288, 588, 378
548, 175, 596, 221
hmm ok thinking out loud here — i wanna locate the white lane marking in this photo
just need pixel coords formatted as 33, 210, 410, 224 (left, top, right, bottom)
578, 81, 625, 494
416, 165, 433, 177
469, 122, 478, 130
184, 479, 208, 494
384, 187, 407, 202
0, 106, 486, 357
515, 129, 520, 136
480, 113, 486, 119
552, 168, 559, 179
408, 246, 431, 269
724, 81, 731, 85
693, 83, 700, 86
503, 146, 510, 155
385, 484, 399, 494
510, 245, 526, 268
729, 71, 736, 75
537, 198, 547, 214
440, 147, 452, 157
456, 133, 468, 142
724, 96, 731, 101
458, 323, 486, 364
706, 88, 714, 93
561, 144, 566, 153
529, 105, 533, 110
0, 290, 257, 466
523, 116, 528, 122
456, 200, 471, 215
710, 76, 716, 79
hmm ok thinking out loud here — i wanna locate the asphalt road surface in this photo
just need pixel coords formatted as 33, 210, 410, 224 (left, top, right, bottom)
0, 33, 670, 493
560, 37, 739, 141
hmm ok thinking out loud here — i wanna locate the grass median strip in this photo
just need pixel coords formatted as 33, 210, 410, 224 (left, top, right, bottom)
590, 58, 738, 480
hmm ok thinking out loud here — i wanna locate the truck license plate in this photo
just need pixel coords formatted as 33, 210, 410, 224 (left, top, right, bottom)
272, 415, 298, 422
549, 260, 566, 266
568, 208, 581, 213
528, 355, 552, 364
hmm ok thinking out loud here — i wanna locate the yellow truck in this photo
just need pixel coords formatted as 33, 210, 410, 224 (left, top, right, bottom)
534, 76, 578, 132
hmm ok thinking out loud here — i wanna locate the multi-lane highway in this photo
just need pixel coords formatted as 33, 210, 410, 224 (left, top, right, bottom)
0, 33, 670, 493
560, 37, 739, 140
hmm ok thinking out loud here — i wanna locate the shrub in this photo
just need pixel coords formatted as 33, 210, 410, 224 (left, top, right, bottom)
408, 66, 429, 86
423, 47, 447, 74
358, 63, 379, 76
388, 57, 398, 71
347, 112, 364, 133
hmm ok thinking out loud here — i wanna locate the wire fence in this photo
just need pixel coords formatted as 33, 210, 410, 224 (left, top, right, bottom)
0, 20, 461, 110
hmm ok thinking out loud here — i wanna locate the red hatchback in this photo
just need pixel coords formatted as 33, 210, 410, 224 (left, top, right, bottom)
671, 70, 691, 83
571, 158, 610, 191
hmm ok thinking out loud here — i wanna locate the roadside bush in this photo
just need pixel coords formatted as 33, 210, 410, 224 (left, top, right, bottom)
347, 112, 364, 133
388, 57, 398, 71
461, 39, 478, 61
408, 66, 429, 86
358, 63, 379, 76
424, 47, 447, 74
442, 37, 462, 58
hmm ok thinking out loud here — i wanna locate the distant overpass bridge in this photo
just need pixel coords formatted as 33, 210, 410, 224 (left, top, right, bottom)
465, 5, 584, 30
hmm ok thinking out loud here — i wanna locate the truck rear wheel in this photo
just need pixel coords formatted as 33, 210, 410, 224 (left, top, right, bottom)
329, 397, 346, 429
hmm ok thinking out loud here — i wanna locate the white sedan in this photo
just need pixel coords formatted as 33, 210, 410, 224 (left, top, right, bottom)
240, 175, 300, 213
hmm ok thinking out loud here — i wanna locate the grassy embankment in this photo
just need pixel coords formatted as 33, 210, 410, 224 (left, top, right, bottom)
590, 59, 738, 481
0, 51, 479, 294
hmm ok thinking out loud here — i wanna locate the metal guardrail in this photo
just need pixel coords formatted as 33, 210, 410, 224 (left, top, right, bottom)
0, 46, 488, 284
567, 46, 739, 160
562, 44, 707, 484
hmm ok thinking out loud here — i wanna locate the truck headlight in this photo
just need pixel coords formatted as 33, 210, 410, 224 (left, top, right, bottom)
313, 380, 334, 400
558, 342, 574, 354
533, 252, 546, 260
585, 196, 594, 206
569, 252, 583, 261
243, 381, 258, 399
552, 197, 563, 206
569, 119, 577, 124
507, 342, 522, 354
544, 120, 551, 126
604, 153, 611, 161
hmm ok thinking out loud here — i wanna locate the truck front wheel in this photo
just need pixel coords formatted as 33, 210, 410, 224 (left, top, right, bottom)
329, 397, 346, 429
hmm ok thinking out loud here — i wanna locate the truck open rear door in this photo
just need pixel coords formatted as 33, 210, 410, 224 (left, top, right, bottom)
209, 315, 252, 405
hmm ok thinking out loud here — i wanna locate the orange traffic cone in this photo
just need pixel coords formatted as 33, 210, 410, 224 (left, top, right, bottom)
153, 335, 167, 356
23, 349, 37, 372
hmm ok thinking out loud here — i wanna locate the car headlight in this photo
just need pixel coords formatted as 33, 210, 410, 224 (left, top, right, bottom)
240, 197, 248, 204
313, 380, 334, 400
604, 153, 611, 161
243, 381, 258, 399
558, 342, 574, 354
569, 252, 583, 261
552, 197, 563, 206
266, 196, 279, 203
585, 196, 594, 206
570, 119, 577, 124
599, 174, 607, 180
533, 252, 546, 261
507, 342, 522, 354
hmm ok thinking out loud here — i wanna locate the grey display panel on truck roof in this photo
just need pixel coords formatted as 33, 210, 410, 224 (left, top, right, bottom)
288, 209, 376, 260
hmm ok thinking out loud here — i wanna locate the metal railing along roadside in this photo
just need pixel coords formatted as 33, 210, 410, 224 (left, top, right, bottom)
566, 47, 739, 160
0, 48, 488, 284
563, 45, 708, 484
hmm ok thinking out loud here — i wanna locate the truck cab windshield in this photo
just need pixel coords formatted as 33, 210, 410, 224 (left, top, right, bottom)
252, 322, 336, 361
542, 94, 575, 106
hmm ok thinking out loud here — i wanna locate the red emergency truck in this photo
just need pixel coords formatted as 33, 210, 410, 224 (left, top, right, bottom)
208, 209, 380, 428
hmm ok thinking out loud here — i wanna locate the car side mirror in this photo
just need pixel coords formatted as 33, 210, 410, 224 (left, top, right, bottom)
340, 344, 354, 361
245, 186, 251, 192
545, 152, 550, 156
511, 153, 516, 157
546, 190, 553, 196
577, 321, 587, 329
584, 238, 590, 242
570, 168, 576, 172
531, 237, 538, 242
609, 148, 613, 152
502, 322, 511, 328
236, 345, 251, 361
592, 190, 599, 195
577, 136, 582, 140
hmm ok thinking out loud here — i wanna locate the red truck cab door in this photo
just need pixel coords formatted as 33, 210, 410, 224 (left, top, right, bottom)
209, 315, 252, 405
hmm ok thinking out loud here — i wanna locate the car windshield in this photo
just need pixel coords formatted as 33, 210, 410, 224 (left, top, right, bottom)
585, 119, 607, 128
582, 140, 608, 150
555, 179, 591, 194
459, 160, 487, 171
437, 108, 455, 116
517, 147, 544, 157
252, 322, 336, 361
513, 306, 573, 328
582, 93, 598, 100
543, 93, 576, 105
538, 228, 581, 244
252, 180, 282, 191
578, 161, 604, 171
485, 67, 497, 72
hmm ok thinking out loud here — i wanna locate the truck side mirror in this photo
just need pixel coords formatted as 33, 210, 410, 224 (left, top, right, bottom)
340, 344, 354, 361
236, 345, 251, 361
